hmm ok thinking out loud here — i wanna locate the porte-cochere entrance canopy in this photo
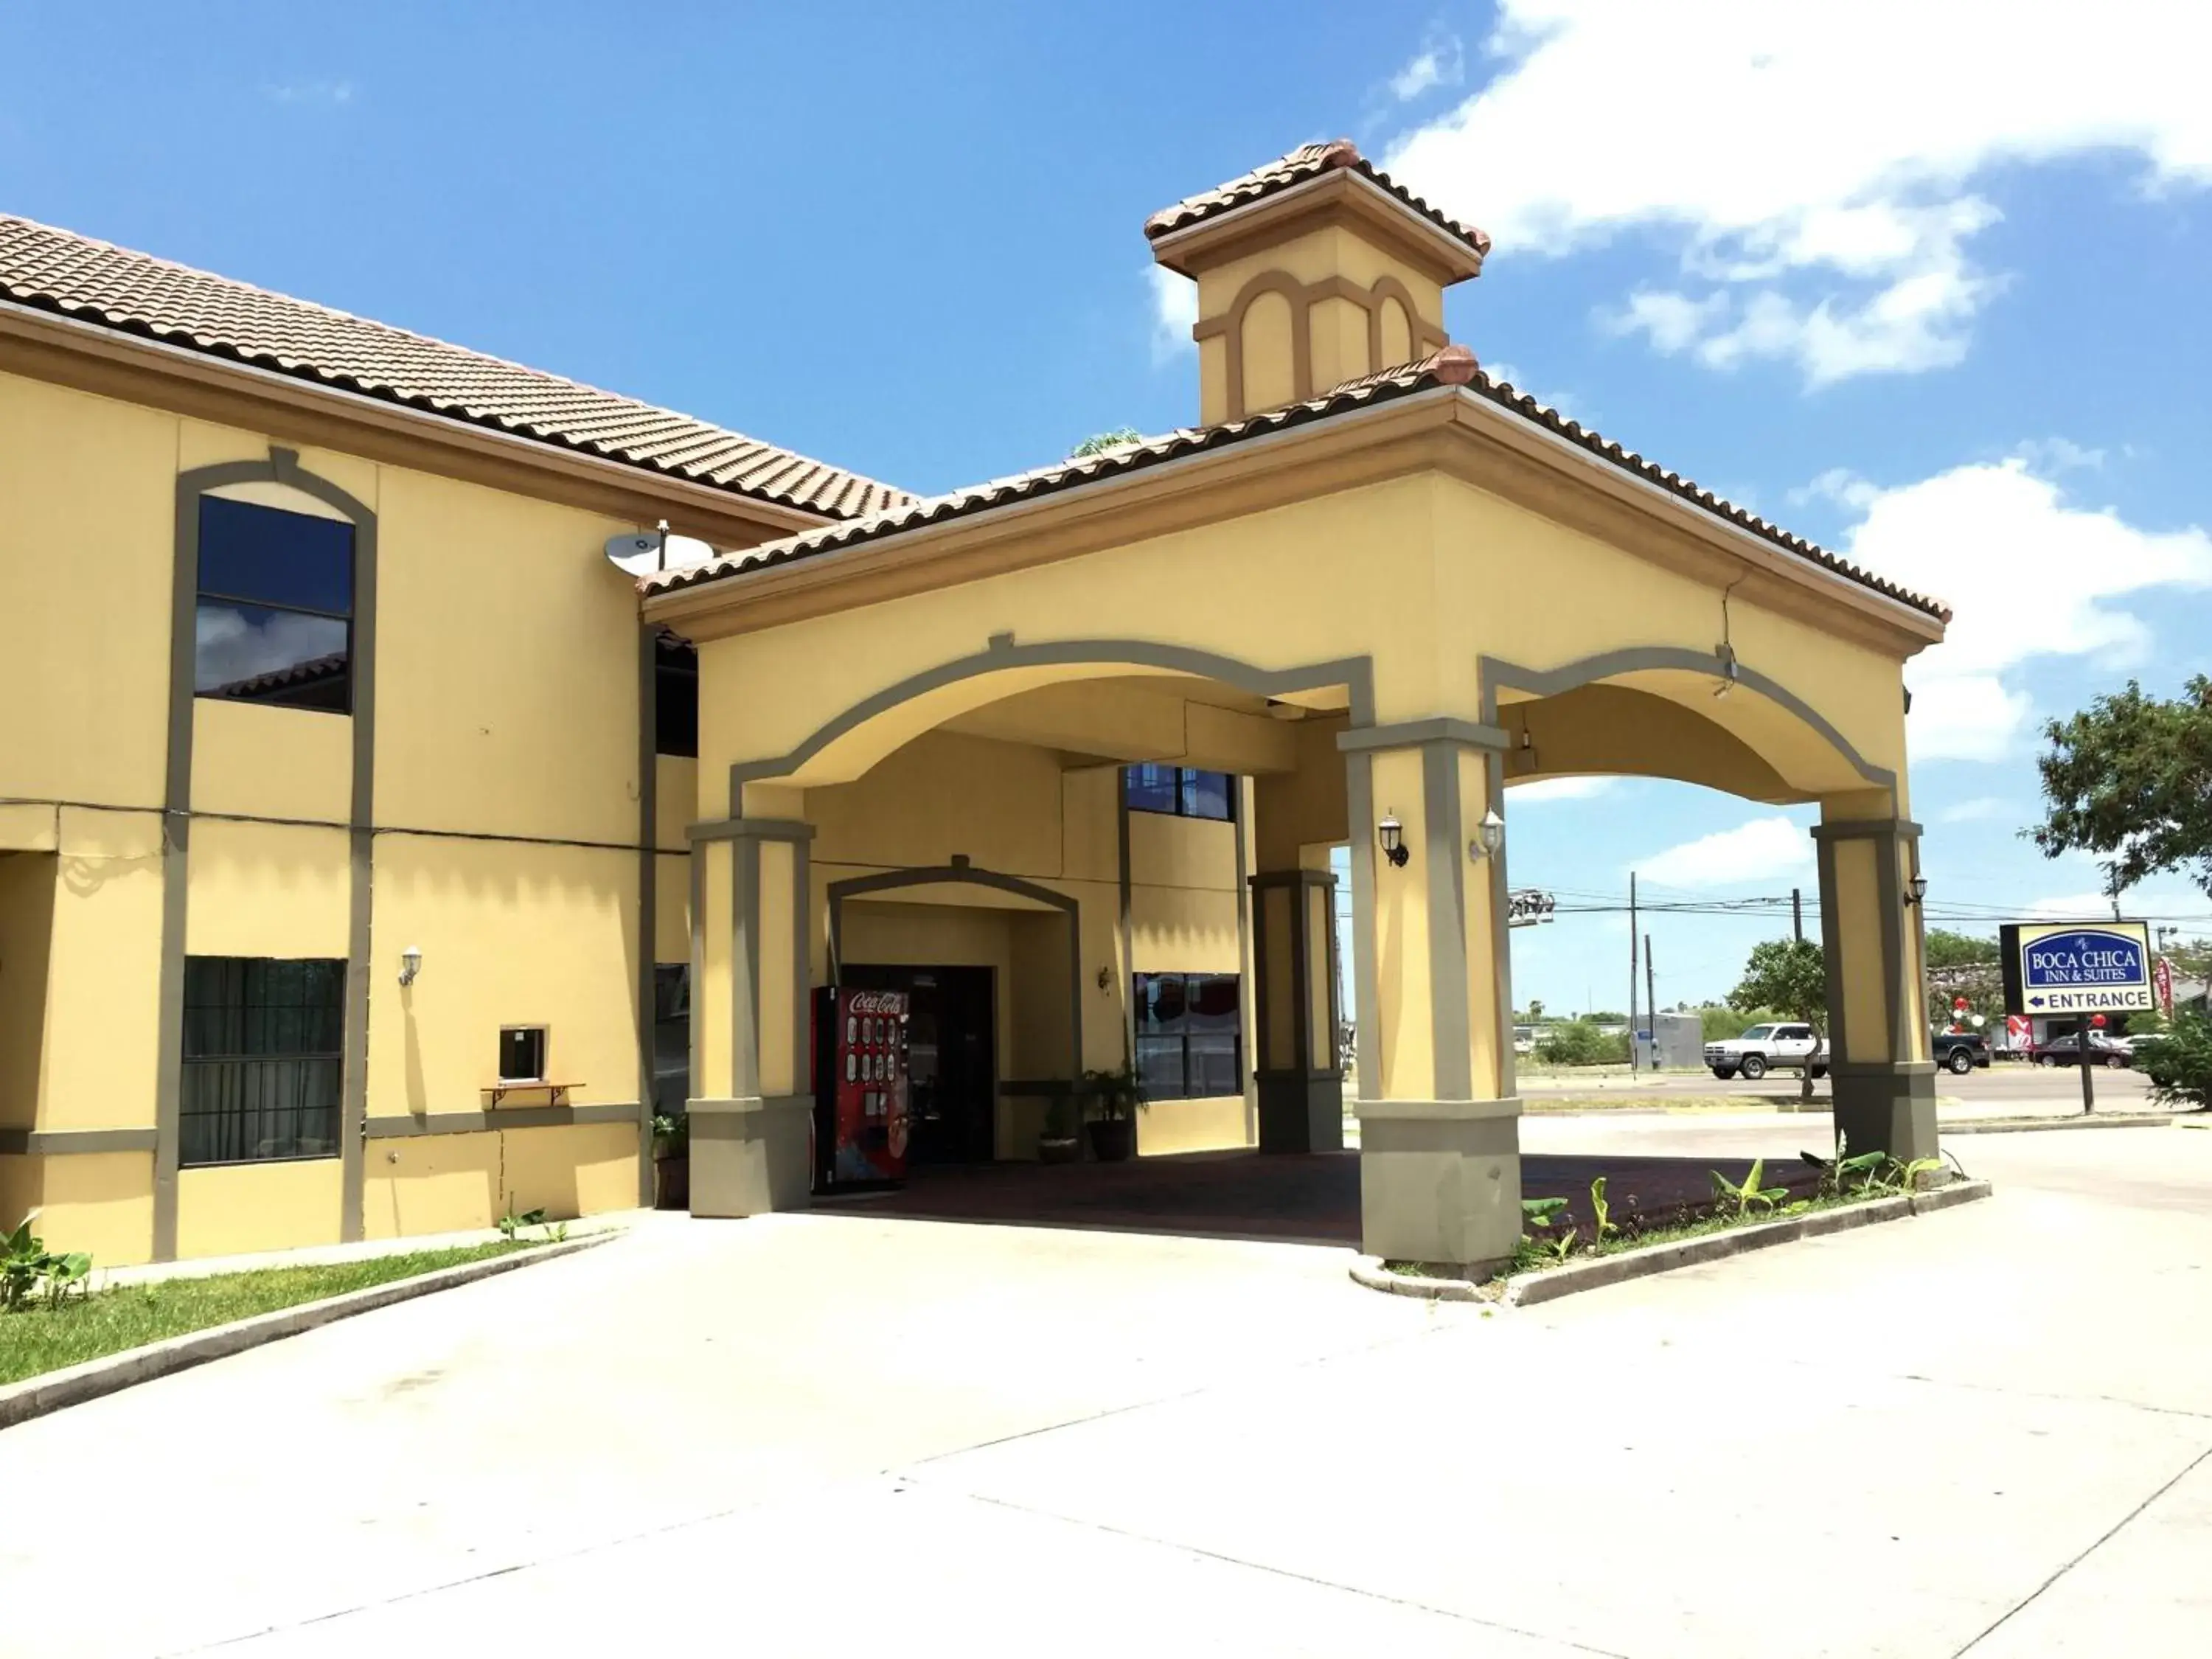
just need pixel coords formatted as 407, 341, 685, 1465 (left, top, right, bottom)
641, 140, 1951, 1271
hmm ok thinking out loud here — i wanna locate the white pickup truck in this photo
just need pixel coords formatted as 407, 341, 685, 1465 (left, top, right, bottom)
1704, 1022, 1828, 1081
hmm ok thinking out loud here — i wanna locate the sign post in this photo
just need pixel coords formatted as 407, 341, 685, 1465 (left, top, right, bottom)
1998, 919, 2154, 1117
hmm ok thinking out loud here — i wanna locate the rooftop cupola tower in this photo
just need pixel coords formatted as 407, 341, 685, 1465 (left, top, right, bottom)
1144, 139, 1490, 425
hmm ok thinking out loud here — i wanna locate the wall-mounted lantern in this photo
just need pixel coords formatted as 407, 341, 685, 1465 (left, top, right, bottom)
1378, 812, 1409, 869
1096, 964, 1113, 992
1468, 809, 1505, 863
1905, 875, 1929, 907
399, 945, 423, 987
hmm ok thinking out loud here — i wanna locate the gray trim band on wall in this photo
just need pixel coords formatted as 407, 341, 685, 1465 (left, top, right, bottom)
1813, 830, 1850, 1064
827, 862, 1085, 1095
1810, 818, 1924, 842
364, 1102, 642, 1138
1335, 717, 1508, 755
726, 634, 1375, 789
1486, 746, 1517, 1102
688, 817, 817, 844
1421, 742, 1472, 1100
1234, 778, 1253, 1119
636, 622, 658, 1206
160, 448, 378, 1262
0, 1127, 161, 1157
732, 835, 762, 1099
1343, 747, 1380, 1103
1118, 765, 1135, 1081
1477, 650, 1898, 794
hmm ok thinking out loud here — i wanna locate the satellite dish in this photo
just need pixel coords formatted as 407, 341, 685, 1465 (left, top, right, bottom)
604, 532, 663, 577
604, 522, 720, 578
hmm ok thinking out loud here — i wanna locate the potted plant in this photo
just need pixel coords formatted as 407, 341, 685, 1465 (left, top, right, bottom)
1080, 1062, 1141, 1162
650, 1112, 689, 1210
1037, 1094, 1083, 1165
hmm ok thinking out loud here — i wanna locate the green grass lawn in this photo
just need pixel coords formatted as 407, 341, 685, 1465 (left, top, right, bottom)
1, 1241, 528, 1386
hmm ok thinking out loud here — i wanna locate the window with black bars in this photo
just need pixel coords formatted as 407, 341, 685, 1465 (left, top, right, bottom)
180, 957, 345, 1166
1131, 971, 1242, 1100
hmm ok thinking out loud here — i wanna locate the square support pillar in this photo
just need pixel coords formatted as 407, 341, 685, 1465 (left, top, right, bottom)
1339, 715, 1520, 1272
686, 813, 816, 1217
1813, 811, 1938, 1164
1248, 866, 1343, 1152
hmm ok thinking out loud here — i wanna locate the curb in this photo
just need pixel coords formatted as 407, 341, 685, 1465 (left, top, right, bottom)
1942, 1113, 2174, 1135
1350, 1180, 1995, 1307
2177, 1115, 2212, 1131
1, 1232, 611, 1432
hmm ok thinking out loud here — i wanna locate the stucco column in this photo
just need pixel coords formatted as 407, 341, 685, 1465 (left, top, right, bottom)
1248, 860, 1343, 1152
1338, 719, 1521, 1270
1813, 807, 1936, 1163
686, 805, 815, 1217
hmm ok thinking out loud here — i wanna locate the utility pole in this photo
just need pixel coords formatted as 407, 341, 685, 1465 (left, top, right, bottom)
1627, 872, 1640, 1075
1645, 933, 1657, 1068
1792, 888, 1804, 944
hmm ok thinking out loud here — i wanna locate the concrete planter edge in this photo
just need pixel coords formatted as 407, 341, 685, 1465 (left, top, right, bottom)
1349, 1179, 1996, 1307
1, 1232, 613, 1432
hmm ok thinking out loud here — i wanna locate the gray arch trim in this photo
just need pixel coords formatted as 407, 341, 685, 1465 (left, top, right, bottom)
156, 448, 378, 1260
825, 862, 1085, 1098
728, 633, 1376, 793
1477, 648, 1897, 795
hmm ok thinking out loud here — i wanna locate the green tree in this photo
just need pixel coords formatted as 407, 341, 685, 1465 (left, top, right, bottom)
1534, 1020, 1629, 1068
1068, 428, 1142, 459
1730, 938, 1829, 1100
2033, 676, 2212, 897
2138, 1008, 2212, 1112
1699, 1004, 1783, 1045
1924, 928, 2003, 1033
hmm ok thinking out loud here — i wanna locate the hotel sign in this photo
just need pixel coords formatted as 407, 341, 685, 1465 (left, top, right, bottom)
1998, 919, 2154, 1015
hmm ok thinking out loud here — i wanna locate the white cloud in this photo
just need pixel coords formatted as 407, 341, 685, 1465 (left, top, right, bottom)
1384, 1, 2212, 385
1147, 266, 1197, 364
1833, 456, 2212, 762
1507, 775, 1615, 804
1935, 797, 2012, 824
1388, 35, 1464, 102
2017, 437, 2107, 473
1639, 815, 1812, 888
267, 80, 353, 106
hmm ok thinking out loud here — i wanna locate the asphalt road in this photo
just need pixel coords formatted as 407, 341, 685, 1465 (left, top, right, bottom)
1520, 1060, 2159, 1113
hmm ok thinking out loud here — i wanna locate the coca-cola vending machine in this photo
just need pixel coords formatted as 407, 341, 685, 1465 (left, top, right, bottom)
813, 986, 910, 1191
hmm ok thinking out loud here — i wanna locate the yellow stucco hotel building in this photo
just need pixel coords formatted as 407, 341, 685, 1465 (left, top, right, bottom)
1, 143, 1948, 1270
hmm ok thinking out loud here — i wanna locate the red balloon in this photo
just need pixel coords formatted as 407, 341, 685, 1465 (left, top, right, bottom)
2090, 1013, 2107, 1028
1952, 996, 1969, 1011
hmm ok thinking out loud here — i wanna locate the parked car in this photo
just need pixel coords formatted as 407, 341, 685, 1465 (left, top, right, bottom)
1930, 1029, 1991, 1075
1705, 1022, 1826, 1081
2028, 1032, 2130, 1069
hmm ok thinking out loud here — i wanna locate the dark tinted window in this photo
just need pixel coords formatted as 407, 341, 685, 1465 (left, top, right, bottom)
1132, 972, 1242, 1099
1124, 766, 1235, 821
653, 964, 690, 1110
195, 496, 353, 713
499, 1027, 547, 1082
1125, 764, 1181, 814
179, 957, 344, 1166
655, 653, 699, 758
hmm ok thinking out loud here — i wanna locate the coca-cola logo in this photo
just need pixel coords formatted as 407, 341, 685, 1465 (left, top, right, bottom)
846, 991, 904, 1016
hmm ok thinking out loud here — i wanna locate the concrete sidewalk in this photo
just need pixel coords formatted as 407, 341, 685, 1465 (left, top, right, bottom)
2, 1131, 2208, 1657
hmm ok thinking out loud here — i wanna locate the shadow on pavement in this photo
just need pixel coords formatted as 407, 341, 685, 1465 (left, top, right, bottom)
809, 1149, 1820, 1249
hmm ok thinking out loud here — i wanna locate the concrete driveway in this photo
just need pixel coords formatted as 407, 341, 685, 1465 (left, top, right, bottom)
2, 1122, 2208, 1658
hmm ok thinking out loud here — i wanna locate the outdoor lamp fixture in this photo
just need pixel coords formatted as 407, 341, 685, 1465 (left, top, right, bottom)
1378, 812, 1410, 869
1468, 809, 1506, 863
399, 945, 423, 987
1905, 875, 1929, 907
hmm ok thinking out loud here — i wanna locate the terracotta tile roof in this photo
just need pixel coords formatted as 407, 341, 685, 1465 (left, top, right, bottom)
0, 215, 908, 521
1144, 139, 1491, 266
644, 344, 1947, 623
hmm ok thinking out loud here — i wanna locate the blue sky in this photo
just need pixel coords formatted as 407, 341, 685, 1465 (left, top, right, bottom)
10, 1, 2211, 1012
